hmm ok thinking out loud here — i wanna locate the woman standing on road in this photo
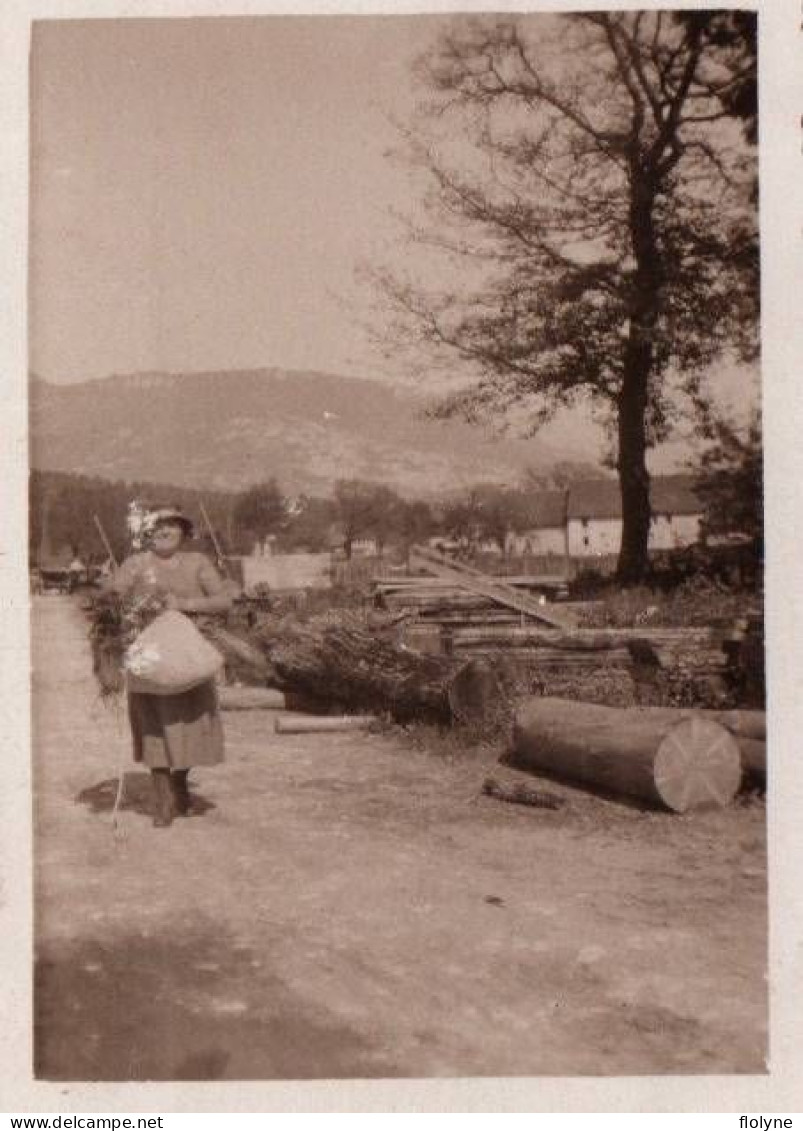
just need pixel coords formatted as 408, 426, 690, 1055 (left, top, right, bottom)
108, 505, 233, 827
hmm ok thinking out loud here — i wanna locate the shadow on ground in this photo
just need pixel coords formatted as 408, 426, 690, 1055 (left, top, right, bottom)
75, 773, 216, 819
34, 925, 386, 1080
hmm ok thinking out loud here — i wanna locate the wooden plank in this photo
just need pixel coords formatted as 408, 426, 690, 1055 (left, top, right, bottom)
444, 625, 718, 647
219, 686, 286, 710
375, 574, 569, 592
274, 714, 376, 735
409, 547, 575, 630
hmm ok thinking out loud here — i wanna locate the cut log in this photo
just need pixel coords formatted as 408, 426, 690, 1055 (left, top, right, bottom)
274, 714, 376, 735
635, 708, 766, 779
447, 659, 505, 723
730, 735, 766, 779
202, 624, 275, 681
218, 686, 287, 711
512, 697, 742, 812
703, 709, 766, 742
582, 704, 766, 742
589, 705, 766, 775
252, 616, 467, 723
653, 718, 743, 811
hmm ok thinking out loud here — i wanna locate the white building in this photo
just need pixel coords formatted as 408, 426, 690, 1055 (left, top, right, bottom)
566, 476, 703, 560
505, 490, 568, 557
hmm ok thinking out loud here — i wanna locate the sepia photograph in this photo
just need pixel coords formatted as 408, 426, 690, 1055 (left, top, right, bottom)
4, 0, 794, 1106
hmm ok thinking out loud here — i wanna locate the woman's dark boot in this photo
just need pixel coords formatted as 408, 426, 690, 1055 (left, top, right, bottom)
171, 769, 191, 817
151, 768, 174, 828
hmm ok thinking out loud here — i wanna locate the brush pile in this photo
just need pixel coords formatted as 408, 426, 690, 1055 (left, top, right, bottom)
87, 589, 171, 698
243, 610, 482, 723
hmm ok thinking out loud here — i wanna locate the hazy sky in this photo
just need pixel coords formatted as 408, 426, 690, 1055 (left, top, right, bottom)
28, 13, 758, 470
29, 15, 446, 384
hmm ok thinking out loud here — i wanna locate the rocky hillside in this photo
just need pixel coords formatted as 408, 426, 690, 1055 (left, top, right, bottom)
29, 368, 593, 495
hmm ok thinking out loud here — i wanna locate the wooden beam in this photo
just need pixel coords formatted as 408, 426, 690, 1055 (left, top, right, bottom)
219, 686, 286, 710
409, 547, 575, 630
274, 714, 376, 735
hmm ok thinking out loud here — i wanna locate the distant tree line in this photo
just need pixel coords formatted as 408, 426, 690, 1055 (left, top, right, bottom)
29, 429, 759, 569
29, 464, 592, 567
30, 471, 243, 566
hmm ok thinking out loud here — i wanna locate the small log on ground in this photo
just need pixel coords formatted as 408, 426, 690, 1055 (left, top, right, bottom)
218, 686, 287, 711
482, 776, 565, 811
274, 714, 377, 735
512, 697, 742, 812
202, 624, 275, 682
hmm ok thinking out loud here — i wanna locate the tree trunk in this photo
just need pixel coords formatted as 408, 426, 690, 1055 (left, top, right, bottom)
616, 174, 661, 584
616, 382, 651, 584
512, 697, 742, 812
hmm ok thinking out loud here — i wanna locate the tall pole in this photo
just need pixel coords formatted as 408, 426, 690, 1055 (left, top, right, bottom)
39, 489, 53, 567
93, 515, 118, 568
199, 500, 230, 578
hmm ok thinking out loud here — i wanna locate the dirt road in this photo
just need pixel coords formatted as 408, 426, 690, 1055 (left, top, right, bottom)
33, 596, 767, 1080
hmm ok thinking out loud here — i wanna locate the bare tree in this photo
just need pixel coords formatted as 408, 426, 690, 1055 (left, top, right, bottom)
375, 12, 757, 582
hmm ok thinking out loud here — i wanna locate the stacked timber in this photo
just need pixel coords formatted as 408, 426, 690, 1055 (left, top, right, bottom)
378, 552, 727, 686
407, 548, 576, 631
375, 579, 569, 629
442, 626, 728, 684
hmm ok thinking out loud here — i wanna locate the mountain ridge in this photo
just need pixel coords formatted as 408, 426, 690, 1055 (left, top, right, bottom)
29, 367, 598, 496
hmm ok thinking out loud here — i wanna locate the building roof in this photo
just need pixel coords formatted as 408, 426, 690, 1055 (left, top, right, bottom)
567, 475, 703, 520
651, 475, 705, 517
521, 490, 568, 530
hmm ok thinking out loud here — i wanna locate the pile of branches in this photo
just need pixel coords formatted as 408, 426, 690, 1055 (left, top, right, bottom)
204, 606, 521, 726
86, 589, 171, 699
248, 610, 461, 723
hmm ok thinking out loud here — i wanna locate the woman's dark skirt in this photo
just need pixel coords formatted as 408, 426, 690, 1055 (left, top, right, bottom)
127, 680, 225, 769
